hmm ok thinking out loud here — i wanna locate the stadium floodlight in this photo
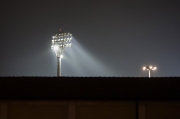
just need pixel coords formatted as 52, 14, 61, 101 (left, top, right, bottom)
143, 66, 157, 78
51, 29, 72, 76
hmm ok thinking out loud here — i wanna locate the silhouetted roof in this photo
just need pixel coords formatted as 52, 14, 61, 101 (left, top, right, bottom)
0, 77, 180, 100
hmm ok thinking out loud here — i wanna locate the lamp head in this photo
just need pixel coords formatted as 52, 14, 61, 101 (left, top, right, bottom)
53, 45, 59, 51
143, 67, 146, 70
152, 67, 157, 70
149, 66, 152, 69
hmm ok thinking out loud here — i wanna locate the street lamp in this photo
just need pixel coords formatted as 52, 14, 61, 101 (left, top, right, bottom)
51, 29, 72, 76
143, 66, 157, 78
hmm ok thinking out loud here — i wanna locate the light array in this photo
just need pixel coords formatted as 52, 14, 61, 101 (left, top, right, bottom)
51, 32, 72, 57
143, 66, 157, 71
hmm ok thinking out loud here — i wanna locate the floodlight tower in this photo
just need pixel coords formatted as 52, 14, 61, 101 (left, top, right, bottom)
143, 66, 157, 78
51, 29, 72, 76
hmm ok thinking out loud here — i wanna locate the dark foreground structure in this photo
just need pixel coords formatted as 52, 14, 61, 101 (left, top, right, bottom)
0, 77, 180, 119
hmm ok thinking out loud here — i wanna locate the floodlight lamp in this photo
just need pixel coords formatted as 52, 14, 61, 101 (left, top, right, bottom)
143, 67, 146, 70
153, 67, 157, 70
51, 30, 72, 76
54, 45, 59, 51
143, 65, 157, 78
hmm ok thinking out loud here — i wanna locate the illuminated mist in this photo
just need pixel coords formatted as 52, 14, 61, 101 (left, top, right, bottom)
60, 37, 119, 76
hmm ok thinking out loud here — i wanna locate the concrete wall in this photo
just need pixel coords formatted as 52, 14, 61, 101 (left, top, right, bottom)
0, 101, 180, 119
7, 104, 68, 119
75, 102, 136, 119
146, 102, 180, 119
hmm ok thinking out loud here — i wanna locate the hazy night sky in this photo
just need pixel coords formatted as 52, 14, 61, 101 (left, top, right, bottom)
0, 0, 180, 76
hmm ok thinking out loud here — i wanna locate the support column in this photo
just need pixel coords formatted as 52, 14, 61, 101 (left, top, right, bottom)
60, 57, 61, 76
57, 57, 60, 76
0, 103, 8, 119
138, 102, 146, 119
149, 70, 151, 78
69, 103, 75, 119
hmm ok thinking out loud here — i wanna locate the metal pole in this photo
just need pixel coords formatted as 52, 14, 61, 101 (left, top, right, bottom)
60, 57, 61, 76
57, 57, 60, 76
149, 70, 151, 78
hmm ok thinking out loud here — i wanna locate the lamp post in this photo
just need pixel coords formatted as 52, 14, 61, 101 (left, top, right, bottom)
51, 29, 72, 76
143, 66, 157, 78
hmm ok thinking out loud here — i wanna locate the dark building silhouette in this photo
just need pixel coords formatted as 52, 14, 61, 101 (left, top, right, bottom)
0, 77, 180, 119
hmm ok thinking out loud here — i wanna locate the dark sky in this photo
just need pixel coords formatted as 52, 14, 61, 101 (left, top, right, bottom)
0, 0, 180, 76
